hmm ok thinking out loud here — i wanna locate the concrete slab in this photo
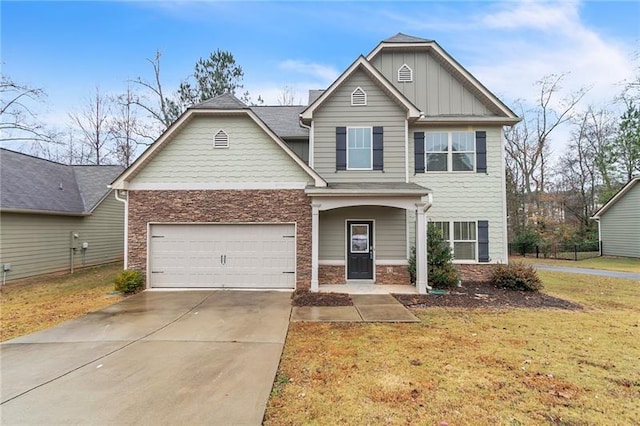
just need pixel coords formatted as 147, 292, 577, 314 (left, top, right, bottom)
291, 306, 363, 322
0, 340, 282, 425
1, 290, 292, 425
355, 304, 420, 323
320, 283, 418, 294
0, 342, 125, 403
351, 294, 398, 305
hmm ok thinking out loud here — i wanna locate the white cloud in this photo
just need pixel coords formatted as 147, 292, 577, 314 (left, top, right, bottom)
278, 60, 340, 84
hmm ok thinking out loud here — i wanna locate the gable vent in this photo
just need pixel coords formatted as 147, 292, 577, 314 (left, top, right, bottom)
351, 87, 367, 106
398, 64, 413, 82
213, 129, 229, 148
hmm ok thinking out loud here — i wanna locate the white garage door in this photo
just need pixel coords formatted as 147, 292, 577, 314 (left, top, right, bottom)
149, 224, 296, 289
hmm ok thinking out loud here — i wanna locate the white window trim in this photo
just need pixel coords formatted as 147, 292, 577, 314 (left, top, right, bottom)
213, 129, 229, 149
398, 64, 413, 82
351, 87, 367, 106
425, 131, 476, 173
429, 220, 478, 262
346, 126, 373, 171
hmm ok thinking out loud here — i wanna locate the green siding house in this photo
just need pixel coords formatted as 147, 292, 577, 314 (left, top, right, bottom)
0, 149, 125, 281
111, 33, 520, 294
591, 177, 640, 258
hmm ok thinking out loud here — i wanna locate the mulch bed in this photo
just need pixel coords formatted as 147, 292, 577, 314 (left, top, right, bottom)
291, 283, 582, 310
393, 281, 582, 310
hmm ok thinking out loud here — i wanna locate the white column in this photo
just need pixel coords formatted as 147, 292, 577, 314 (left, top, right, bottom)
415, 202, 429, 294
311, 203, 321, 292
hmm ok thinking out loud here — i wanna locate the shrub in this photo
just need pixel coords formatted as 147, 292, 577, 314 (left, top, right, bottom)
512, 227, 540, 256
491, 262, 543, 292
409, 225, 461, 288
114, 270, 144, 294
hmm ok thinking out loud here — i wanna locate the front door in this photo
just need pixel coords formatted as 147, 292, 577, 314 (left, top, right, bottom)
347, 221, 374, 280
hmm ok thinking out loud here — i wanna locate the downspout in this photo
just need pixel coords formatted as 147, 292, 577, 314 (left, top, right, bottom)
299, 116, 313, 168
113, 189, 129, 269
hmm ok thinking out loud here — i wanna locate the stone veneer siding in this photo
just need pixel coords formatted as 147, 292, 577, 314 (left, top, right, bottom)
128, 190, 311, 289
319, 264, 410, 285
456, 264, 493, 282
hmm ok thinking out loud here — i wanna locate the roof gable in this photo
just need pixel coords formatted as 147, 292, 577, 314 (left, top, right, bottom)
0, 149, 122, 215
300, 56, 421, 122
367, 38, 519, 122
592, 177, 640, 219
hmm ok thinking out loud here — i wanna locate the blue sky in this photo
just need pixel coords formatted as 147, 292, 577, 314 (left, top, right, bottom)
2, 1, 639, 139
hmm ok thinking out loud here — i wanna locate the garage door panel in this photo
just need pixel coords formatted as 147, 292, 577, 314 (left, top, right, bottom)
149, 224, 296, 289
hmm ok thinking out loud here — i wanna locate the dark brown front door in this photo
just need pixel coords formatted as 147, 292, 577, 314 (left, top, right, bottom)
347, 221, 373, 280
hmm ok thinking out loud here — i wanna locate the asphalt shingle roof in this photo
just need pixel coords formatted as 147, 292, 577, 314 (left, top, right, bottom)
250, 106, 308, 139
192, 93, 248, 110
383, 33, 433, 43
0, 149, 123, 214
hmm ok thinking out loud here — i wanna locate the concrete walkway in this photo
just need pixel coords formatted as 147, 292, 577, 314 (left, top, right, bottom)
291, 294, 420, 323
1, 291, 292, 425
532, 264, 640, 281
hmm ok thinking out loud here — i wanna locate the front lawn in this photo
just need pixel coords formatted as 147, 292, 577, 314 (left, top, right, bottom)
0, 263, 125, 341
265, 271, 640, 425
514, 255, 640, 273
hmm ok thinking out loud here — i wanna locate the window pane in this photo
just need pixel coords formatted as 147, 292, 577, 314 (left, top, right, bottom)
351, 225, 369, 252
426, 153, 447, 171
426, 133, 448, 151
347, 128, 372, 169
431, 221, 450, 241
454, 222, 475, 240
452, 132, 474, 152
454, 242, 476, 260
453, 153, 474, 171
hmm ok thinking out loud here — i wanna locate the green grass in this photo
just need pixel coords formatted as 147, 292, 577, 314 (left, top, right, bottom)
0, 263, 125, 341
265, 271, 640, 425
514, 255, 640, 273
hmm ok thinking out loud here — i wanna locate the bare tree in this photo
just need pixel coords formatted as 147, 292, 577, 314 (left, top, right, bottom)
131, 51, 176, 133
110, 85, 153, 166
277, 86, 300, 106
0, 73, 58, 146
69, 87, 113, 165
505, 74, 588, 228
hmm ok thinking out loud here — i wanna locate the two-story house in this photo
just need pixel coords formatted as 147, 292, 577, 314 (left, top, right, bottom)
110, 33, 519, 294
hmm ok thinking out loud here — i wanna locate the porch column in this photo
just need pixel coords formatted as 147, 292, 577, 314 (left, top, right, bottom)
415, 202, 429, 294
311, 203, 320, 292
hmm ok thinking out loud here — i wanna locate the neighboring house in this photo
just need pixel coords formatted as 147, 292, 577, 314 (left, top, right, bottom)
591, 177, 640, 258
111, 33, 519, 294
0, 149, 124, 281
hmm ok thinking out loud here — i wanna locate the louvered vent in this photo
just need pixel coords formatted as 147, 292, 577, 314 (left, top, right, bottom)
398, 64, 413, 82
351, 87, 367, 106
213, 130, 229, 148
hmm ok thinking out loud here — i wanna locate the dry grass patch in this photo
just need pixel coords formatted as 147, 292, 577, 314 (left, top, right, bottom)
0, 263, 125, 341
514, 255, 640, 273
265, 273, 640, 425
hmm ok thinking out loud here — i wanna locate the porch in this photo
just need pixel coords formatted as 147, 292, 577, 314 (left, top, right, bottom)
318, 282, 418, 294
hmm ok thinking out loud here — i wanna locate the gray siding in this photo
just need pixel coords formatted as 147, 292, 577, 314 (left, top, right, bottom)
370, 50, 494, 116
600, 183, 640, 258
319, 206, 407, 261
285, 140, 309, 164
132, 115, 312, 185
313, 69, 407, 183
408, 125, 507, 263
0, 193, 124, 281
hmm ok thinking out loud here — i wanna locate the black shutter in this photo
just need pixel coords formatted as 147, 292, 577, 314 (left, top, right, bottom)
476, 131, 487, 173
373, 126, 383, 170
478, 220, 489, 262
336, 127, 346, 170
414, 132, 425, 173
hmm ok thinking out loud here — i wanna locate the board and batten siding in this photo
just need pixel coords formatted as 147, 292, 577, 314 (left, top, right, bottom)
313, 69, 407, 183
370, 50, 494, 117
407, 125, 507, 263
131, 115, 313, 186
0, 193, 124, 281
600, 183, 640, 258
319, 206, 407, 261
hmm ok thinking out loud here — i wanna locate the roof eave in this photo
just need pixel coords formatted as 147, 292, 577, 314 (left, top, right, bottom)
591, 177, 640, 219
0, 207, 88, 217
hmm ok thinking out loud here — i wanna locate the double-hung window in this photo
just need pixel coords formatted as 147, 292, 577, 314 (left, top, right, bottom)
347, 127, 372, 170
425, 131, 475, 172
429, 221, 477, 261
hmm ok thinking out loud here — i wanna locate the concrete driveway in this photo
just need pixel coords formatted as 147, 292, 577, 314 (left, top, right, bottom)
0, 290, 292, 425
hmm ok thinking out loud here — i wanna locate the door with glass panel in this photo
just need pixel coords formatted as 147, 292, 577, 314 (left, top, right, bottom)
347, 221, 374, 280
